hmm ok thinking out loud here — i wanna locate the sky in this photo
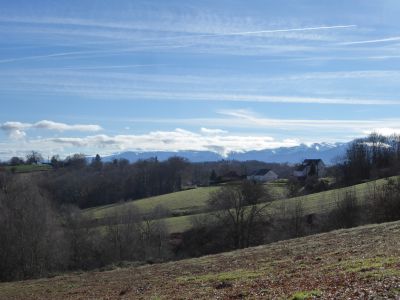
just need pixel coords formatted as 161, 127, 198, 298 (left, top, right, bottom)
1, 0, 400, 160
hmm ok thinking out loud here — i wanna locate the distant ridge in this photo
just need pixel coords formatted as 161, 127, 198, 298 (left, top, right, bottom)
102, 142, 349, 164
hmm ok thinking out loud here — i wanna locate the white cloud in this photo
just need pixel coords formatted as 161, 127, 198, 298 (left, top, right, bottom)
0, 120, 102, 139
38, 128, 295, 157
34, 120, 102, 132
0, 121, 30, 131
0, 122, 31, 140
4, 120, 400, 160
200, 127, 228, 135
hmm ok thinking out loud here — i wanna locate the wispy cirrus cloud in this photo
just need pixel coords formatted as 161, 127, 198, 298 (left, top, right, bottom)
0, 12, 359, 61
81, 91, 400, 105
340, 36, 400, 46
216, 109, 400, 130
261, 55, 400, 62
125, 108, 400, 132
0, 16, 356, 38
1, 68, 398, 105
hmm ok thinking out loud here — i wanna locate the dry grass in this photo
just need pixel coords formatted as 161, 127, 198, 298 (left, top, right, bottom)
1, 221, 399, 299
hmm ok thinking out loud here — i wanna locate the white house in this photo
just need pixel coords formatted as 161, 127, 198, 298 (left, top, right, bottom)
293, 159, 326, 179
247, 169, 278, 183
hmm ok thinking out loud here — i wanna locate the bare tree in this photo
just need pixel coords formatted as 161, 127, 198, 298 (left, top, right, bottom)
139, 205, 170, 261
288, 199, 305, 237
327, 190, 360, 229
367, 178, 400, 223
9, 156, 24, 166
274, 198, 305, 239
0, 176, 67, 281
104, 204, 142, 262
207, 181, 272, 249
26, 151, 43, 164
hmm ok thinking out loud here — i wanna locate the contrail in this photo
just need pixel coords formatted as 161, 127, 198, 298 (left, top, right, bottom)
340, 36, 400, 45
199, 24, 357, 37
0, 24, 356, 64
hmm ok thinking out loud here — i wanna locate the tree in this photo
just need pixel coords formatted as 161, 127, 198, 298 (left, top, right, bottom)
327, 191, 360, 229
367, 178, 400, 223
275, 198, 306, 239
50, 155, 62, 168
104, 204, 142, 262
209, 169, 218, 184
0, 176, 68, 281
91, 154, 103, 171
288, 199, 305, 237
207, 180, 272, 249
61, 205, 105, 270
9, 156, 24, 166
287, 176, 303, 197
139, 205, 170, 261
26, 151, 43, 164
65, 153, 87, 169
103, 204, 170, 262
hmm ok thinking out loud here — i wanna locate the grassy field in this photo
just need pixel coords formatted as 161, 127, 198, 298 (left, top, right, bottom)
86, 177, 396, 233
1, 164, 52, 173
159, 177, 395, 233
1, 220, 399, 299
84, 181, 288, 220
85, 187, 220, 219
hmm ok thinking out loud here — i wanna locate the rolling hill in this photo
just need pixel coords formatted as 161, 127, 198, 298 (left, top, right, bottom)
84, 181, 288, 221
86, 177, 394, 233
1, 220, 399, 299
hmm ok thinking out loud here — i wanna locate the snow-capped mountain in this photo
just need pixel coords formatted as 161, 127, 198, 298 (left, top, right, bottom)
103, 142, 349, 165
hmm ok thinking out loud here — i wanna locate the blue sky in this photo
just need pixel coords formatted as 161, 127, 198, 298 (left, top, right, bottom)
1, 0, 400, 159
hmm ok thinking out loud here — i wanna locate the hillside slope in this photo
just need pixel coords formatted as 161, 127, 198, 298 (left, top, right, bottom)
1, 221, 399, 299
160, 177, 393, 233
85, 177, 395, 233
84, 181, 287, 220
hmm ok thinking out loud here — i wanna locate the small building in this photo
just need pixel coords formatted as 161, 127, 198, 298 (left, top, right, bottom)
293, 159, 326, 179
247, 169, 278, 183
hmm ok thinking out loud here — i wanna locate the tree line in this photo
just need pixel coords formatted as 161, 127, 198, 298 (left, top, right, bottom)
336, 133, 400, 185
1, 152, 292, 209
40, 155, 189, 208
0, 173, 172, 281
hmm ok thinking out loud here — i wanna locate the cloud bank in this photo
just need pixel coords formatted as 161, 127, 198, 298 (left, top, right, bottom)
0, 120, 102, 139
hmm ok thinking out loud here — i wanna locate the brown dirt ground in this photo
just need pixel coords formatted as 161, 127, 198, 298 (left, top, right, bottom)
1, 221, 399, 300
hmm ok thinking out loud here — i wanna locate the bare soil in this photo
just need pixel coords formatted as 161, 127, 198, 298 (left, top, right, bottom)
1, 221, 399, 299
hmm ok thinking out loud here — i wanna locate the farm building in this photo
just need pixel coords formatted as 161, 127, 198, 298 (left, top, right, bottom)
247, 169, 278, 183
293, 159, 326, 179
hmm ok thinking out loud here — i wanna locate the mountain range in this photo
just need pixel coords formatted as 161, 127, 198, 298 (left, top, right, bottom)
102, 142, 349, 165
